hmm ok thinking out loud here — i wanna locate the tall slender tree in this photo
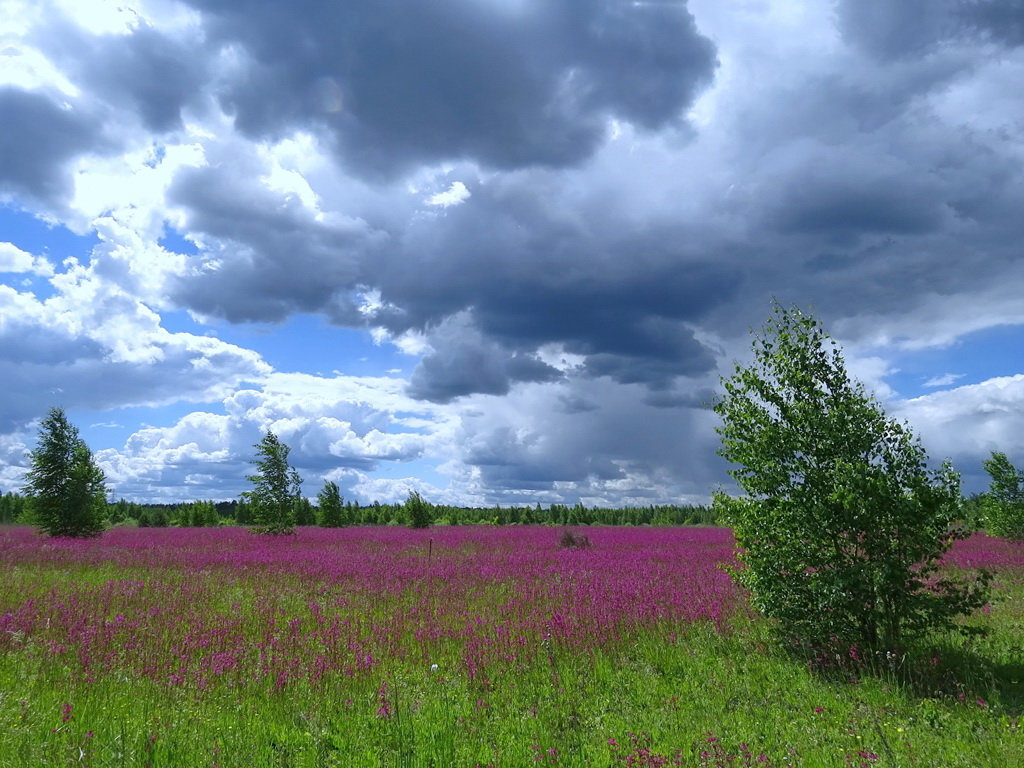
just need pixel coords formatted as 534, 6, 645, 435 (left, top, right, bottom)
243, 431, 302, 535
24, 408, 107, 538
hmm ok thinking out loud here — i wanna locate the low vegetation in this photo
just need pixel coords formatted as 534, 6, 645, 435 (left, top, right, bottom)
0, 525, 1020, 767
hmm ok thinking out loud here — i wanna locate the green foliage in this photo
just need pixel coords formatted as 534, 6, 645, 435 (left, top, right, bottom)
137, 506, 170, 527
317, 481, 346, 527
0, 492, 30, 524
404, 489, 432, 529
243, 432, 302, 535
959, 493, 988, 531
174, 501, 220, 528
23, 408, 107, 538
234, 498, 253, 526
981, 452, 1024, 539
293, 496, 316, 526
712, 303, 990, 654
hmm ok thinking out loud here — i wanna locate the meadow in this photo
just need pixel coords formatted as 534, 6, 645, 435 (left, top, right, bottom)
0, 525, 1020, 767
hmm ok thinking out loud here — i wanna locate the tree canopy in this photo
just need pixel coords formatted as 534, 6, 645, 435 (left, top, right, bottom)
243, 431, 302, 535
23, 407, 107, 538
712, 303, 990, 656
982, 451, 1024, 539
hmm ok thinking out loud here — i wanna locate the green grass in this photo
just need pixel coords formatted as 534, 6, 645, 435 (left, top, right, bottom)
2, 608, 1021, 766
0, 532, 1020, 767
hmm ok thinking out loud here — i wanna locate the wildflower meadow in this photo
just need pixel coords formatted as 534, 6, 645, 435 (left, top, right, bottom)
0, 525, 1020, 766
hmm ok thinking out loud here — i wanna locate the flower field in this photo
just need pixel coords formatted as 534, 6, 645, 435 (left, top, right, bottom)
0, 526, 1020, 767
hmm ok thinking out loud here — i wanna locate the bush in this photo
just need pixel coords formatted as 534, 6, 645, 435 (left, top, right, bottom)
712, 303, 990, 655
405, 490, 432, 529
559, 529, 591, 549
981, 451, 1024, 539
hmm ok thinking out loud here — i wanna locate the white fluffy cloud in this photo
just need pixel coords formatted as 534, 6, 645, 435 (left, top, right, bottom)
0, 254, 269, 431
0, 242, 53, 275
97, 371, 456, 501
895, 375, 1024, 461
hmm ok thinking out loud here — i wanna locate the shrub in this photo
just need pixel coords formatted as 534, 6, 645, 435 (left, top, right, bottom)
405, 490, 432, 529
712, 303, 990, 655
558, 529, 591, 549
981, 451, 1024, 539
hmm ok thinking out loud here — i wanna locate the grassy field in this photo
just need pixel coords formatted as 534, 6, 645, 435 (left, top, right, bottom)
0, 525, 1020, 767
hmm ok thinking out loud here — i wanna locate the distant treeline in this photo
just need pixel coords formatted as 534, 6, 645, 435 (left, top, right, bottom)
0, 490, 994, 530
0, 492, 719, 528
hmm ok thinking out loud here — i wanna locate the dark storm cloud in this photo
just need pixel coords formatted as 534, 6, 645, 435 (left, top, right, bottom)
167, 162, 378, 322
772, 172, 946, 239
182, 0, 716, 176
464, 424, 624, 487
371, 181, 737, 395
409, 349, 561, 404
837, 0, 962, 59
642, 387, 715, 409
0, 88, 102, 207
406, 314, 561, 403
170, 155, 738, 397
103, 0, 1024, 501
962, 1, 1024, 46
457, 384, 722, 499
839, 0, 1024, 57
43, 24, 207, 133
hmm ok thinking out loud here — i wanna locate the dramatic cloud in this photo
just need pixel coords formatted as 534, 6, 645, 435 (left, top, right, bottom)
1, 0, 1023, 503
188, 0, 717, 176
407, 313, 562, 403
0, 255, 268, 432
0, 88, 104, 208
166, 141, 383, 322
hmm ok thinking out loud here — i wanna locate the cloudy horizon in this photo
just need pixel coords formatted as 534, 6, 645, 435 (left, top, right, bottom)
2, 0, 1023, 506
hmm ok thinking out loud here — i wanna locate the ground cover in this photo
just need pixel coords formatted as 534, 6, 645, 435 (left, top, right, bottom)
0, 526, 1020, 767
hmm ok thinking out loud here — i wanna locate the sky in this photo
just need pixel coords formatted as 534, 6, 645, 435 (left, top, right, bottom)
1, 0, 1023, 506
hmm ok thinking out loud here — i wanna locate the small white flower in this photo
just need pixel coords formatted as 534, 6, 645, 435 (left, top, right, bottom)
430, 663, 439, 671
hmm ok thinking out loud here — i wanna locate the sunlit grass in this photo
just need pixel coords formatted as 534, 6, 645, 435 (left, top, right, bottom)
0, 526, 1020, 766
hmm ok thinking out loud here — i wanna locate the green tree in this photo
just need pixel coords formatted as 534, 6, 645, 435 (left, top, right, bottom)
292, 496, 315, 526
175, 501, 219, 527
981, 451, 1024, 539
23, 408, 107, 538
712, 304, 990, 656
243, 431, 302, 535
404, 489, 432, 529
317, 480, 346, 527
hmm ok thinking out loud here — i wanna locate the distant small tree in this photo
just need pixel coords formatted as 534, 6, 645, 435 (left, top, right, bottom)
981, 452, 1024, 539
235, 498, 253, 526
404, 490, 432, 529
293, 496, 316, 526
138, 506, 169, 528
317, 481, 346, 527
23, 408, 107, 538
713, 304, 990, 656
176, 501, 219, 527
243, 431, 302, 535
